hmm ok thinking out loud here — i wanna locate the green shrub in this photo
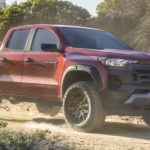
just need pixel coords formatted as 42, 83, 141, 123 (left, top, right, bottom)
0, 120, 7, 129
0, 129, 74, 150
0, 129, 49, 150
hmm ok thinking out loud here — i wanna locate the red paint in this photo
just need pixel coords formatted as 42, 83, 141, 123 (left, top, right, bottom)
0, 24, 150, 101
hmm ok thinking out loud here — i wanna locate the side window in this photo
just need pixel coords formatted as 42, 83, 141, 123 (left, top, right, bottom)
7, 29, 30, 51
31, 29, 59, 51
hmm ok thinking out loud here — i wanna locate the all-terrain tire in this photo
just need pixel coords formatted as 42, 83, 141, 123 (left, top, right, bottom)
36, 101, 61, 117
63, 81, 105, 132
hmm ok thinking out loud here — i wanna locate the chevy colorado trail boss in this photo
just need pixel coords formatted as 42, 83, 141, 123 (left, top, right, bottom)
0, 24, 150, 132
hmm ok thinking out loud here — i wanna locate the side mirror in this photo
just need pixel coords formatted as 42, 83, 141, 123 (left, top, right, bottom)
41, 43, 58, 52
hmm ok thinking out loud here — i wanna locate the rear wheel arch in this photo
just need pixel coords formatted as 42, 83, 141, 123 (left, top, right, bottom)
61, 65, 103, 99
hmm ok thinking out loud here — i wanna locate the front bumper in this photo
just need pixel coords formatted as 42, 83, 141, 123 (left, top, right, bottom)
101, 63, 150, 107
125, 93, 150, 106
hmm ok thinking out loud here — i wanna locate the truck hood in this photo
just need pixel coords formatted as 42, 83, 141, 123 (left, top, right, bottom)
100, 49, 150, 61
65, 47, 150, 61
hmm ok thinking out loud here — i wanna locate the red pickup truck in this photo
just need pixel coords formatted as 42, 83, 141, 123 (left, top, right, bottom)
0, 24, 150, 132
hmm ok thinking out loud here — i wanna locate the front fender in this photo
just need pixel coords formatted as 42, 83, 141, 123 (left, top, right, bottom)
61, 65, 103, 97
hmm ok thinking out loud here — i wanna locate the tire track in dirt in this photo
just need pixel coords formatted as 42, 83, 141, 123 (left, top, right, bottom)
0, 99, 150, 150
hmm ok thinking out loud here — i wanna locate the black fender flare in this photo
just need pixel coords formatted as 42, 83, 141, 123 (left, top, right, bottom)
61, 65, 103, 98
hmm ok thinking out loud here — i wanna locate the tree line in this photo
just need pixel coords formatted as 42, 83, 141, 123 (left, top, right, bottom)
0, 0, 120, 41
0, 0, 92, 41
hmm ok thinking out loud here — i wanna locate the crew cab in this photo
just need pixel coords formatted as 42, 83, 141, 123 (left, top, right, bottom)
0, 24, 150, 132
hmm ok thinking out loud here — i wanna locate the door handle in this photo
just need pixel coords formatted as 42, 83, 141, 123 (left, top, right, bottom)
44, 61, 58, 64
0, 57, 8, 62
24, 58, 34, 63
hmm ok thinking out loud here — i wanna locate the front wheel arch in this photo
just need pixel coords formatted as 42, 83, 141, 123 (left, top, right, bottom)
61, 65, 103, 99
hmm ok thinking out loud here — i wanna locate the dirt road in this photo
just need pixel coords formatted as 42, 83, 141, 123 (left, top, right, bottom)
0, 98, 150, 150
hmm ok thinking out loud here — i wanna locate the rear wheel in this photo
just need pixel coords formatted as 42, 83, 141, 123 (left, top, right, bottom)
36, 101, 61, 117
63, 81, 105, 132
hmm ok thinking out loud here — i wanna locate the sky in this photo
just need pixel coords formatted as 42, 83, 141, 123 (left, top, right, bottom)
6, 0, 104, 16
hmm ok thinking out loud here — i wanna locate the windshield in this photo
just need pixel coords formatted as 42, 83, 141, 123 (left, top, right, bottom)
58, 27, 131, 50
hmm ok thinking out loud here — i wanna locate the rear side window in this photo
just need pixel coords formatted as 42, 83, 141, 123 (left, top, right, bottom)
7, 29, 30, 51
31, 29, 59, 51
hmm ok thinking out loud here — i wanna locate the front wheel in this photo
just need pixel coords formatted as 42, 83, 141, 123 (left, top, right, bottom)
63, 81, 105, 132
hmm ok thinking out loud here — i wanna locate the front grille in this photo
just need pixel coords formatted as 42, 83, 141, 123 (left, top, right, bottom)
108, 63, 150, 89
139, 61, 150, 65
133, 69, 150, 83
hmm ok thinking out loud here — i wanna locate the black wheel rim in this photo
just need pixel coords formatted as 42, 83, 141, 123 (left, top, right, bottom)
65, 88, 90, 125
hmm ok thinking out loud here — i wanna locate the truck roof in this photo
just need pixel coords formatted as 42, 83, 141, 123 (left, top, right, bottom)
10, 24, 103, 31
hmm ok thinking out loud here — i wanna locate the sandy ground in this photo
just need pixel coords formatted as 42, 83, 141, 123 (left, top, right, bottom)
0, 97, 150, 150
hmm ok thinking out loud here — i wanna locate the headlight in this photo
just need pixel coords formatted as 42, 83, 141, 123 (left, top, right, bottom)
98, 57, 138, 67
